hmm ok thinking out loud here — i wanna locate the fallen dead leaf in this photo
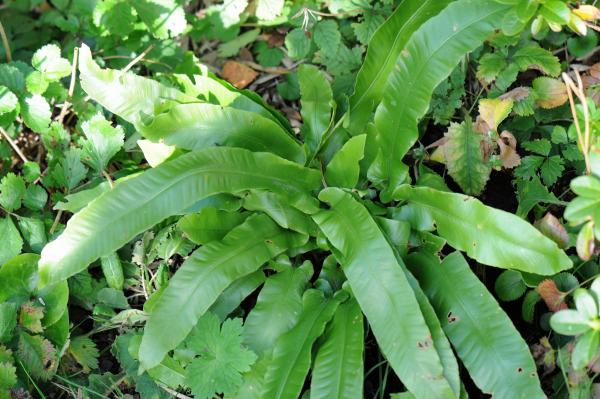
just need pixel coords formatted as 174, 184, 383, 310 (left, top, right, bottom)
221, 61, 258, 89
498, 130, 521, 169
537, 279, 567, 312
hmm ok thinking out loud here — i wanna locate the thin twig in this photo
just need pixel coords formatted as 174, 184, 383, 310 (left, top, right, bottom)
159, 385, 193, 399
120, 44, 155, 76
102, 170, 114, 188
0, 126, 27, 163
0, 19, 11, 62
49, 210, 63, 234
56, 47, 79, 124
102, 55, 172, 69
562, 72, 592, 174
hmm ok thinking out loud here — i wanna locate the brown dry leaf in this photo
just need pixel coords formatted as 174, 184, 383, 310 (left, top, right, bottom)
500, 87, 531, 102
238, 47, 254, 62
534, 213, 570, 249
221, 61, 258, 89
474, 115, 491, 134
266, 31, 286, 48
498, 130, 521, 168
536, 279, 568, 312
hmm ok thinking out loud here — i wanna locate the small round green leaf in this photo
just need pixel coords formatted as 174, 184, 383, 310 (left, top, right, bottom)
494, 270, 527, 301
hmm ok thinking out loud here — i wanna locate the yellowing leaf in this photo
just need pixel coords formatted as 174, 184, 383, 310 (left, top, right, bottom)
573, 5, 600, 21
478, 98, 513, 131
532, 77, 568, 109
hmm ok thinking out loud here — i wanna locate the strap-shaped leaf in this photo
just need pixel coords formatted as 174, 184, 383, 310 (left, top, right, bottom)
324, 134, 366, 188
373, 0, 510, 200
138, 102, 304, 163
139, 214, 306, 369
298, 64, 333, 159
394, 185, 572, 274
209, 271, 265, 320
243, 262, 313, 356
263, 289, 342, 399
79, 44, 195, 124
408, 251, 546, 399
313, 188, 456, 398
310, 298, 364, 399
242, 190, 318, 236
346, 0, 452, 135
39, 147, 321, 286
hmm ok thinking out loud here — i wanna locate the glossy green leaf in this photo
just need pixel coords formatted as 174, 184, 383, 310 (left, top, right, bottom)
298, 64, 333, 158
210, 271, 265, 320
38, 280, 68, 327
310, 298, 364, 399
100, 252, 124, 290
495, 270, 526, 302
39, 147, 321, 286
0, 217, 22, 266
0, 254, 38, 304
140, 215, 307, 369
242, 190, 317, 236
572, 330, 599, 370
550, 310, 591, 336
78, 44, 194, 124
408, 251, 546, 399
346, 0, 452, 134
178, 207, 248, 245
394, 185, 572, 274
263, 289, 342, 399
138, 102, 303, 163
325, 135, 366, 188
373, 0, 509, 201
313, 188, 456, 398
243, 262, 313, 356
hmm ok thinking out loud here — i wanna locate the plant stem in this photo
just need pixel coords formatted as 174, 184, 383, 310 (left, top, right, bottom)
56, 46, 79, 124
0, 19, 11, 62
0, 126, 27, 163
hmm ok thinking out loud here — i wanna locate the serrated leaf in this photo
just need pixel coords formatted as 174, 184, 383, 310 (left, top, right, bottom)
0, 304, 17, 343
93, 0, 137, 36
285, 29, 312, 60
476, 52, 507, 84
0, 173, 26, 212
185, 313, 257, 399
513, 45, 561, 76
516, 177, 563, 217
0, 86, 17, 115
17, 217, 47, 253
130, 0, 186, 39
540, 155, 565, 186
352, 12, 385, 45
18, 302, 44, 333
80, 113, 124, 173
49, 148, 88, 191
21, 94, 51, 133
25, 71, 49, 95
23, 185, 48, 211
31, 44, 71, 81
442, 121, 491, 195
17, 332, 57, 381
522, 139, 551, 156
313, 20, 341, 56
255, 0, 284, 21
479, 98, 513, 131
69, 336, 99, 372
514, 155, 545, 181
